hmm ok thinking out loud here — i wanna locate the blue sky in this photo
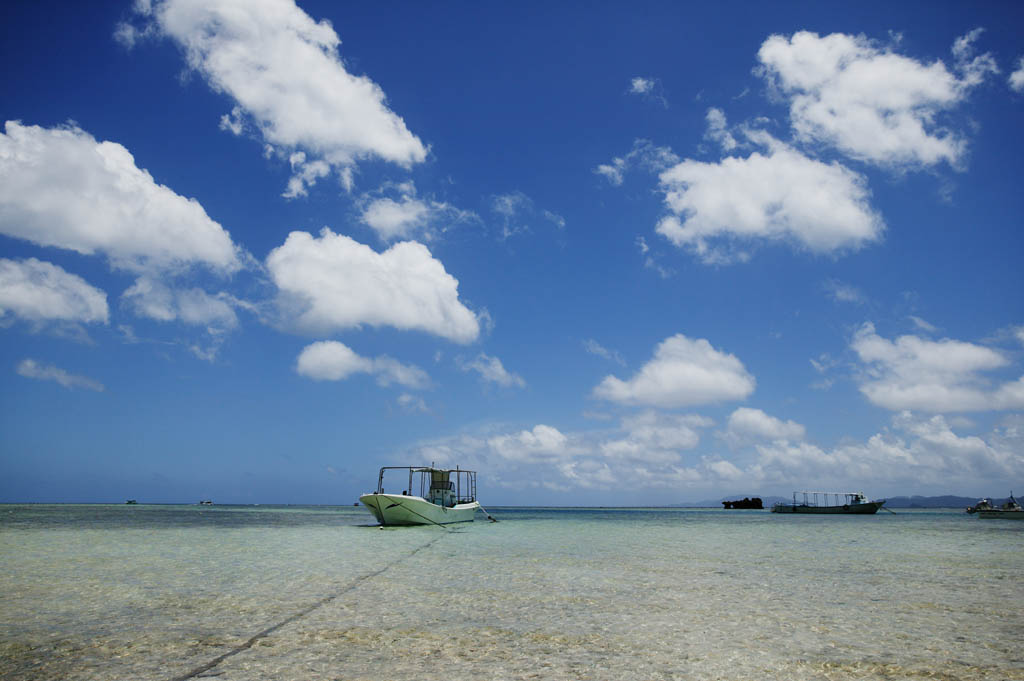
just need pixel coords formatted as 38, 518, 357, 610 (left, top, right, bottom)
2, 0, 1023, 505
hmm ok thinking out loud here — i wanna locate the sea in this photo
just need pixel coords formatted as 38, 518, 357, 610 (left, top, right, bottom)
1, 504, 1022, 681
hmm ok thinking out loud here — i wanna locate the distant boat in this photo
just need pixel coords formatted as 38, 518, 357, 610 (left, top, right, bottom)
125, 499, 137, 505
771, 491, 885, 514
198, 500, 213, 506
976, 493, 1023, 520
966, 498, 994, 514
722, 497, 763, 509
360, 466, 481, 526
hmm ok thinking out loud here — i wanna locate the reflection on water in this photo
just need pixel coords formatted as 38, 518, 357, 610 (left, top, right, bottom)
1, 505, 1022, 680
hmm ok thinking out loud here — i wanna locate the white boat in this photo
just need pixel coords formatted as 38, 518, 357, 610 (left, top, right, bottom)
771, 491, 885, 514
360, 466, 481, 526
976, 493, 1023, 520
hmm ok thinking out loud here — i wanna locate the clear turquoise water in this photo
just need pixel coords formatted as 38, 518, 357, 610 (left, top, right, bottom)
1, 504, 1022, 680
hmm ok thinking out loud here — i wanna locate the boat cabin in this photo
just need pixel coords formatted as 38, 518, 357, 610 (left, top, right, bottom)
373, 466, 477, 508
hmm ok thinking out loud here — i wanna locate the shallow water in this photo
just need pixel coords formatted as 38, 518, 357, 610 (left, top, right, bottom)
1, 505, 1022, 680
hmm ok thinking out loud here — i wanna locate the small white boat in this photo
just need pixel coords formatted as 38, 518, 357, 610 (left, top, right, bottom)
360, 466, 481, 526
771, 491, 885, 514
976, 493, 1023, 520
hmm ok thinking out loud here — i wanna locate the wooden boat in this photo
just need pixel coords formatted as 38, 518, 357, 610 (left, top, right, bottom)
976, 493, 1023, 520
360, 466, 481, 526
771, 491, 885, 514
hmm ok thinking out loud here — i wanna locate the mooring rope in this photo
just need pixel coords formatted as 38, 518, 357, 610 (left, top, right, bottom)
167, 532, 445, 681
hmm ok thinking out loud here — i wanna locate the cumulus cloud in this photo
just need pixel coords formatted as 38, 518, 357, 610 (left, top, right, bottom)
723, 407, 805, 446
594, 334, 755, 408
757, 30, 997, 168
358, 183, 478, 242
656, 133, 884, 263
489, 425, 570, 463
122, 0, 427, 196
0, 258, 109, 325
458, 353, 525, 388
403, 407, 1024, 499
0, 121, 243, 274
851, 322, 1024, 412
752, 411, 1023, 489
122, 277, 238, 329
600, 411, 712, 464
296, 340, 429, 389
16, 359, 104, 392
266, 228, 479, 343
595, 139, 680, 187
361, 197, 431, 241
1009, 57, 1024, 92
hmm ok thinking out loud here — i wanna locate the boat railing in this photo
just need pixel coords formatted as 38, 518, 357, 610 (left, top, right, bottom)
374, 466, 476, 505
790, 491, 868, 507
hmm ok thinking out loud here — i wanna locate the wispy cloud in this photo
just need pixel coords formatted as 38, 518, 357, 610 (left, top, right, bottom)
458, 353, 525, 388
16, 359, 104, 392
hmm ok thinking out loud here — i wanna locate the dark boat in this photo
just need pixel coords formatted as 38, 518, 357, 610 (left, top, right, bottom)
722, 497, 763, 509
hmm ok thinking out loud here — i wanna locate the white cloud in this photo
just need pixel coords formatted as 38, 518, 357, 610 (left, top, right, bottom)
724, 407, 805, 446
851, 322, 1024, 412
909, 315, 938, 333
630, 77, 655, 94
489, 425, 569, 463
583, 339, 625, 366
0, 121, 243, 274
458, 353, 525, 388
361, 197, 431, 241
600, 411, 712, 464
595, 139, 680, 187
358, 184, 478, 243
757, 30, 996, 168
656, 134, 884, 263
266, 228, 479, 343
16, 359, 104, 392
122, 277, 238, 329
823, 278, 865, 304
1009, 57, 1024, 92
397, 393, 429, 413
704, 108, 737, 152
0, 258, 109, 325
752, 412, 1023, 489
594, 333, 755, 408
296, 340, 429, 389
628, 77, 668, 107
490, 192, 565, 240
404, 408, 1024, 499
126, 0, 427, 196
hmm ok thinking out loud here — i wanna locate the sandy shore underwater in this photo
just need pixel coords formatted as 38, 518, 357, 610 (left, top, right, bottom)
2, 505, 1022, 680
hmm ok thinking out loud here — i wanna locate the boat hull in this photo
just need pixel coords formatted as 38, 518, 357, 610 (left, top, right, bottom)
977, 510, 1024, 519
359, 493, 479, 526
771, 500, 885, 514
